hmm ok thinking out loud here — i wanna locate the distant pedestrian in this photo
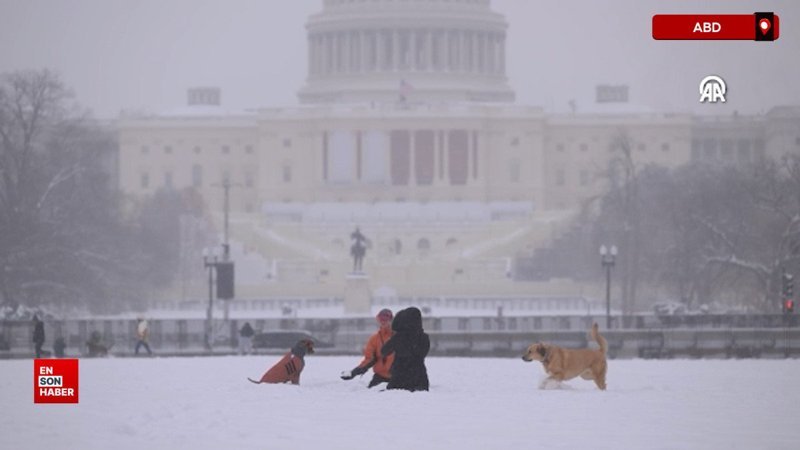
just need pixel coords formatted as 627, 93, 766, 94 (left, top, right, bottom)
239, 322, 255, 355
53, 337, 67, 358
32, 314, 45, 358
135, 318, 152, 356
381, 307, 429, 392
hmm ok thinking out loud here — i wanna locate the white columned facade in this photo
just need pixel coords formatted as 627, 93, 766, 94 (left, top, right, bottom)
300, 0, 515, 103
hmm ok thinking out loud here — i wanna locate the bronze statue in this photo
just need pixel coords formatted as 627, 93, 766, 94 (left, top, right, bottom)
350, 227, 368, 273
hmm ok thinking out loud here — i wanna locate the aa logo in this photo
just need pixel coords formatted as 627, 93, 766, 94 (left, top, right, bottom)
699, 75, 726, 103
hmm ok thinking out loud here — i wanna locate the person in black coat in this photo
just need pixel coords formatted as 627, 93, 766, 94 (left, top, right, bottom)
381, 307, 429, 392
32, 315, 45, 358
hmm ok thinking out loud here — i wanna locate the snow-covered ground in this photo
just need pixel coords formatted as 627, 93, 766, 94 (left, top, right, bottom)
2, 356, 798, 450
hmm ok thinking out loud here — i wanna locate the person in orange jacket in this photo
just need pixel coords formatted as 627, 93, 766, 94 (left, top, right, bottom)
340, 308, 395, 388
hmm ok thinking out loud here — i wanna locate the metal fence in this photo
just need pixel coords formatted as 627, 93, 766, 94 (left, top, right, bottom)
2, 314, 798, 359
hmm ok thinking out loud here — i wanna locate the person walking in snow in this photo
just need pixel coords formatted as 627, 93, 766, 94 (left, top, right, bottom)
135, 318, 152, 356
239, 321, 255, 355
340, 308, 395, 388
32, 314, 45, 358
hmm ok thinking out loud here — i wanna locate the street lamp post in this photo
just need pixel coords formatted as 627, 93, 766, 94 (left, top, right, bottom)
203, 247, 220, 351
599, 245, 618, 330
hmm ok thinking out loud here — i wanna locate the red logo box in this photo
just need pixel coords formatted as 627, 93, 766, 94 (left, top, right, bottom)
34, 359, 79, 404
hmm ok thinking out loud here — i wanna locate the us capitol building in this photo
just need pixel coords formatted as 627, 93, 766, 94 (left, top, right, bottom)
117, 0, 799, 313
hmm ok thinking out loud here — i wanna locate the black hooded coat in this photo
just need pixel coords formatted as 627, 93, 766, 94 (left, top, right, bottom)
381, 307, 429, 391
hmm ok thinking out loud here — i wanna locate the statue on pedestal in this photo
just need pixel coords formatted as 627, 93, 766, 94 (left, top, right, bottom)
350, 227, 368, 273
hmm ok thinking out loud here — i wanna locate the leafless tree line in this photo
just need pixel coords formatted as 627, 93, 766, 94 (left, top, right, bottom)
0, 70, 205, 314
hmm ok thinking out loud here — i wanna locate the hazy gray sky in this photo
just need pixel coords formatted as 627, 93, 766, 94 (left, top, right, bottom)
1, 0, 798, 118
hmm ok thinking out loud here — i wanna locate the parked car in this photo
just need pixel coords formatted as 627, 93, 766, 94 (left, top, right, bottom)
251, 330, 333, 350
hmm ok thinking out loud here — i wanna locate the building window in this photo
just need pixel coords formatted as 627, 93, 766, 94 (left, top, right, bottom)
363, 130, 389, 184
579, 143, 588, 152
556, 169, 565, 186
140, 146, 149, 154
283, 138, 292, 148
447, 130, 468, 185
193, 146, 201, 154
393, 239, 403, 255
221, 169, 230, 184
245, 172, 254, 188
192, 164, 203, 187
282, 165, 292, 183
245, 145, 254, 154
329, 130, 356, 183
510, 137, 519, 147
556, 143, 565, 152
164, 145, 173, 154
222, 145, 230, 154
415, 130, 435, 186
245, 204, 253, 213
637, 143, 646, 152
661, 142, 670, 152
164, 171, 173, 188
140, 172, 150, 189
391, 130, 411, 185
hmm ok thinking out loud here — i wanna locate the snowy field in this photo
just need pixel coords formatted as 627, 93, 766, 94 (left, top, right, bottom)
2, 356, 799, 450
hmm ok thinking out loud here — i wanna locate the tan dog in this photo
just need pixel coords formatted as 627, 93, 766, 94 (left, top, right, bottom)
522, 323, 608, 390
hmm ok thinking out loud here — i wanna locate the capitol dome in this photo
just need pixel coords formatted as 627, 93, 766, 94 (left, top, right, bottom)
298, 0, 515, 104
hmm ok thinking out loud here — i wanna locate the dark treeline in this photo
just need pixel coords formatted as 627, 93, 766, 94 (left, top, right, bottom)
526, 135, 800, 314
0, 69, 204, 314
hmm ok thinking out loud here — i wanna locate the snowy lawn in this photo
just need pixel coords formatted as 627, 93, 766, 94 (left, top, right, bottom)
1, 356, 798, 450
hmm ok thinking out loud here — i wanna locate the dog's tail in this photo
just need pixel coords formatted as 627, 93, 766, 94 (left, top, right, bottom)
592, 323, 608, 354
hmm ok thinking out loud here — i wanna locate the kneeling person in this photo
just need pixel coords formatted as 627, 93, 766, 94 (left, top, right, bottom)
341, 309, 395, 388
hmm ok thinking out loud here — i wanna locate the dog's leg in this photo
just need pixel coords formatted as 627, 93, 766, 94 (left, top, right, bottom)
580, 369, 594, 380
592, 361, 607, 390
538, 377, 550, 389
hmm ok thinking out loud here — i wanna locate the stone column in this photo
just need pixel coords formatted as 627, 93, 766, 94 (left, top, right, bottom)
331, 33, 338, 73
441, 130, 449, 182
499, 35, 506, 75
466, 129, 473, 185
426, 29, 433, 71
482, 32, 489, 74
321, 34, 328, 74
409, 30, 416, 70
376, 31, 385, 71
308, 35, 314, 76
439, 30, 450, 71
472, 32, 479, 73
393, 29, 400, 70
360, 30, 367, 72
344, 32, 349, 73
459, 31, 466, 72
409, 130, 416, 186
